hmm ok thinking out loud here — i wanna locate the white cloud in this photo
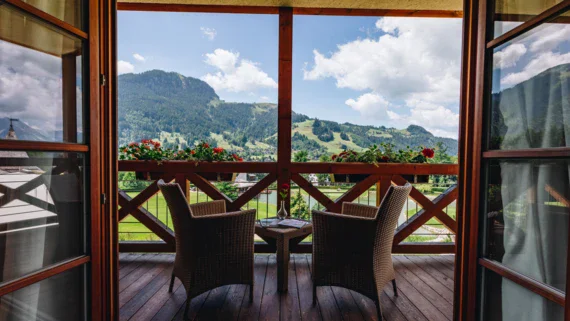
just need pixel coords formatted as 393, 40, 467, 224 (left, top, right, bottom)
0, 40, 66, 134
493, 44, 526, 69
201, 49, 277, 93
260, 96, 270, 101
345, 93, 392, 117
118, 60, 135, 74
500, 51, 570, 87
200, 27, 217, 41
133, 53, 145, 62
345, 93, 459, 138
528, 24, 570, 53
303, 17, 462, 105
387, 100, 459, 138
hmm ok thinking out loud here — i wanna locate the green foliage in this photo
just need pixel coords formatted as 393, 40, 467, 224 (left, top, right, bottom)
340, 132, 349, 141
118, 172, 149, 191
293, 150, 309, 162
290, 190, 310, 220
215, 182, 239, 201
331, 143, 436, 164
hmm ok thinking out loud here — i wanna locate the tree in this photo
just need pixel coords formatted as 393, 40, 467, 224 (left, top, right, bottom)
293, 150, 309, 162
340, 132, 349, 141
290, 190, 310, 220
215, 182, 239, 201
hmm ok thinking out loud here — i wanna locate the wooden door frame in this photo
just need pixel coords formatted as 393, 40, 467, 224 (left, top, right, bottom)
455, 0, 570, 320
98, 0, 119, 319
0, 0, 109, 319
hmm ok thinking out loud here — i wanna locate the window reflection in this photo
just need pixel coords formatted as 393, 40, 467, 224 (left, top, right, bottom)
482, 269, 563, 320
492, 0, 564, 38
0, 4, 84, 144
0, 266, 86, 321
485, 159, 569, 292
489, 16, 570, 150
0, 151, 87, 283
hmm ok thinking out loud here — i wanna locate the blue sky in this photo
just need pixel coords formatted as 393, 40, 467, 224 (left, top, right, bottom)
118, 12, 464, 138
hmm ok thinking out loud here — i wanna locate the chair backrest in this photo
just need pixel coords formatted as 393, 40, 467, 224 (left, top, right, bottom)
157, 179, 193, 249
374, 183, 412, 256
189, 199, 226, 217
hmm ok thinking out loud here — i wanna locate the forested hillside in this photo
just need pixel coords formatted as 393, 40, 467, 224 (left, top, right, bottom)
118, 69, 458, 160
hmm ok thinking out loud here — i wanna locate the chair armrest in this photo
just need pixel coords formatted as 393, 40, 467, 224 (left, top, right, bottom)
341, 202, 379, 218
189, 200, 227, 216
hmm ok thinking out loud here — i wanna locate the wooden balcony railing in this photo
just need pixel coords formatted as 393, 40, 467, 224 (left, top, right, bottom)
118, 161, 459, 254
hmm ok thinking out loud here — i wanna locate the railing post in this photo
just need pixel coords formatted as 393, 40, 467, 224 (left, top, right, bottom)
175, 173, 189, 200
377, 175, 392, 206
277, 7, 293, 213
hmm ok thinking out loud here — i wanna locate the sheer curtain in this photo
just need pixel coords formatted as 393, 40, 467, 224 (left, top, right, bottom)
497, 63, 570, 320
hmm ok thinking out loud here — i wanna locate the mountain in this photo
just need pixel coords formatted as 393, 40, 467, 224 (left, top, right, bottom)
118, 70, 458, 160
490, 63, 570, 150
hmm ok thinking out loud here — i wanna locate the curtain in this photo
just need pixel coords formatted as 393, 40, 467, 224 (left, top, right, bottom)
497, 59, 570, 320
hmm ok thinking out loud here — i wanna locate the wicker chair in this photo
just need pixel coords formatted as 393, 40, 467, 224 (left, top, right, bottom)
157, 180, 256, 320
311, 183, 412, 319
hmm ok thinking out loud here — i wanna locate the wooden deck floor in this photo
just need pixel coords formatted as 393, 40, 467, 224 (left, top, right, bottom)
119, 253, 455, 321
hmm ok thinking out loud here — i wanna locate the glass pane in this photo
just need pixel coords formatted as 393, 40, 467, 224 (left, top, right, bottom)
489, 15, 570, 150
118, 12, 278, 161
0, 265, 87, 321
0, 4, 85, 143
492, 0, 563, 38
0, 151, 87, 283
21, 0, 84, 30
292, 15, 462, 161
482, 268, 563, 321
485, 159, 569, 291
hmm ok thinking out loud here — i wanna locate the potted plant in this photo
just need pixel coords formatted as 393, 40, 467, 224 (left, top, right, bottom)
330, 143, 435, 183
185, 141, 241, 181
119, 139, 168, 180
119, 140, 243, 181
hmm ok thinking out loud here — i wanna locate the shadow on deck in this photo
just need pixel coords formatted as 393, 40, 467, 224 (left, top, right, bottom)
119, 253, 455, 321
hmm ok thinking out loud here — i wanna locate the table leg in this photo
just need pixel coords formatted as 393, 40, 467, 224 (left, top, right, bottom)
276, 235, 289, 293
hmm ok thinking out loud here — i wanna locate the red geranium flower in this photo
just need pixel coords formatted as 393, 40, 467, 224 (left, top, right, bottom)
141, 139, 149, 144
331, 154, 338, 160
422, 148, 435, 159
122, 148, 128, 153
213, 147, 224, 154
153, 141, 161, 148
339, 151, 347, 156
282, 183, 290, 190
190, 150, 196, 155
238, 157, 243, 162
382, 156, 389, 161
232, 154, 240, 161
203, 143, 210, 148
128, 142, 136, 147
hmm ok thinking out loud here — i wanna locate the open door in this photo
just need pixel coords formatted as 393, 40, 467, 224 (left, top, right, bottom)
0, 0, 112, 319
457, 0, 570, 320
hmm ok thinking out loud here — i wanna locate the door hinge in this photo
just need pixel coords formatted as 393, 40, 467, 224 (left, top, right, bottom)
101, 193, 107, 205
100, 74, 106, 86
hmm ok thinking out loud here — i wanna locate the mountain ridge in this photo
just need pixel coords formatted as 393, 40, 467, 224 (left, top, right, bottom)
117, 69, 458, 160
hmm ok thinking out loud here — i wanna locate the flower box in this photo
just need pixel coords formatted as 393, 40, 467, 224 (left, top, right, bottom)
401, 174, 430, 184
134, 170, 235, 182
135, 171, 163, 181
330, 174, 430, 184
195, 172, 235, 182
330, 174, 370, 183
